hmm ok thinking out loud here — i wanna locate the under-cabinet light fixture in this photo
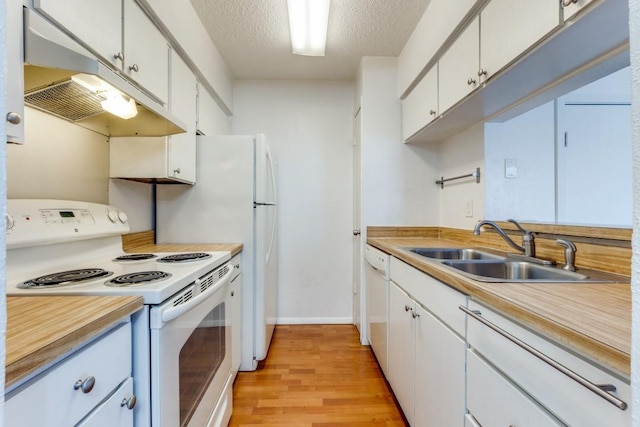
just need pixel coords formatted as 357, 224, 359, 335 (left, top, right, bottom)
287, 0, 330, 56
71, 73, 138, 119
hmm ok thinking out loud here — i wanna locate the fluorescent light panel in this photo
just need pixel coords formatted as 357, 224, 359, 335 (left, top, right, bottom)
71, 73, 138, 119
287, 0, 330, 56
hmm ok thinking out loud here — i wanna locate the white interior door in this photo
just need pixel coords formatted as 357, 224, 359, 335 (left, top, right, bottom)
353, 107, 363, 340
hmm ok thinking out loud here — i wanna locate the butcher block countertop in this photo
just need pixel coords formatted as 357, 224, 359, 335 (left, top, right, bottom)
5, 296, 143, 389
368, 236, 632, 377
122, 231, 243, 256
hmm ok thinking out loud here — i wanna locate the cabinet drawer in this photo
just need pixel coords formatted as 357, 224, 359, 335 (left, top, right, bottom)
76, 377, 135, 427
390, 257, 467, 336
5, 323, 132, 427
466, 301, 631, 426
467, 350, 563, 426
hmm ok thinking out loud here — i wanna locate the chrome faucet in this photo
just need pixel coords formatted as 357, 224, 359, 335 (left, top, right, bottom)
473, 219, 535, 257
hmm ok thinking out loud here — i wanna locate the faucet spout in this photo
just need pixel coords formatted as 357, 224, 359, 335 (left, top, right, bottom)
473, 219, 535, 257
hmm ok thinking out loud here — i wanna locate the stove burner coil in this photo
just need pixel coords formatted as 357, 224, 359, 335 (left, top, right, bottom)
106, 271, 172, 287
157, 252, 212, 263
113, 253, 157, 262
18, 268, 113, 289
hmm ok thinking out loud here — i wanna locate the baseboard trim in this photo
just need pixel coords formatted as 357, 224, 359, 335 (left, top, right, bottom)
277, 317, 353, 325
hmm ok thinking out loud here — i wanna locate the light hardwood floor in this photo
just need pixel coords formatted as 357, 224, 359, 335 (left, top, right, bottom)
229, 324, 408, 427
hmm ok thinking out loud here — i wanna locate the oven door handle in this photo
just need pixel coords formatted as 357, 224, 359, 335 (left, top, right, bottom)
161, 263, 235, 324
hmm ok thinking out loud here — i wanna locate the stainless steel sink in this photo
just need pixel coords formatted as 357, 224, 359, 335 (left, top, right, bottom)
408, 247, 504, 261
441, 260, 592, 282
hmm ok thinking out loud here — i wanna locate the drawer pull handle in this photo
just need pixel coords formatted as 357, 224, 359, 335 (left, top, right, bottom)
121, 395, 137, 410
74, 376, 96, 394
404, 305, 412, 312
459, 305, 628, 410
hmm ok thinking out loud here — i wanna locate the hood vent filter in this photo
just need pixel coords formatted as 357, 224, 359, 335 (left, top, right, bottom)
25, 79, 105, 122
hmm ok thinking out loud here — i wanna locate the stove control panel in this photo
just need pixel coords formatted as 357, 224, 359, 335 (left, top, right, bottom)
6, 199, 130, 249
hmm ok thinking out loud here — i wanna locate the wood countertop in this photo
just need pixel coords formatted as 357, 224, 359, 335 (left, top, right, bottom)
367, 236, 631, 377
5, 296, 143, 389
122, 231, 243, 256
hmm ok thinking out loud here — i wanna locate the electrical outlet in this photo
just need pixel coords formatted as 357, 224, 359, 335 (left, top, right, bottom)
465, 199, 473, 217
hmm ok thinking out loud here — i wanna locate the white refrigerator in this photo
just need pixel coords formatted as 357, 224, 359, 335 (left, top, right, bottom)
156, 134, 277, 371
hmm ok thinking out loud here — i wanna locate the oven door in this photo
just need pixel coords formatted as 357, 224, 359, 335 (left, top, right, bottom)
150, 263, 234, 427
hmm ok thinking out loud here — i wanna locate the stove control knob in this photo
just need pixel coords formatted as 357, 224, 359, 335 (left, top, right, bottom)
118, 211, 129, 223
6, 214, 15, 231
107, 211, 118, 223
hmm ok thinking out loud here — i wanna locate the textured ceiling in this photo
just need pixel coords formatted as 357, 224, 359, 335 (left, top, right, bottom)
189, 0, 431, 80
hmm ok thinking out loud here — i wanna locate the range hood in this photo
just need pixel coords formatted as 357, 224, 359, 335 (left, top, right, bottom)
23, 8, 186, 137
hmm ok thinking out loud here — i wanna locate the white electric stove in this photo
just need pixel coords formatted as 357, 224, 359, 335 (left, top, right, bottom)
5, 199, 236, 427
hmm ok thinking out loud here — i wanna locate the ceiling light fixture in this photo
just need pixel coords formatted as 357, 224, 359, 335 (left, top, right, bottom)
287, 0, 330, 56
71, 73, 138, 119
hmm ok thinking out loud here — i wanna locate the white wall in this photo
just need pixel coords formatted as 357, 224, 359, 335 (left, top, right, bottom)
7, 108, 109, 204
629, 0, 640, 422
485, 102, 556, 222
359, 57, 440, 227
232, 80, 354, 324
438, 122, 486, 229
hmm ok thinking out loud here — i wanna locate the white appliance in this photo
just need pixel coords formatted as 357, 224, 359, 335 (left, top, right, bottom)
365, 244, 390, 377
5, 199, 235, 427
157, 134, 278, 371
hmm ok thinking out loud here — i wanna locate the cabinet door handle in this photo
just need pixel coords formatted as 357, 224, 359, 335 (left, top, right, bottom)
563, 0, 579, 6
404, 305, 412, 312
459, 305, 628, 410
114, 52, 124, 61
477, 68, 487, 77
173, 168, 181, 174
411, 310, 420, 319
6, 112, 21, 125
467, 77, 477, 86
74, 376, 96, 394
429, 109, 437, 116
129, 64, 139, 72
121, 395, 137, 410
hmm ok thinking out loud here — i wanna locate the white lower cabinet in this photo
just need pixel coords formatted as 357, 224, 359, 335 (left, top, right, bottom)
387, 257, 467, 426
467, 350, 563, 426
465, 300, 631, 426
5, 322, 133, 427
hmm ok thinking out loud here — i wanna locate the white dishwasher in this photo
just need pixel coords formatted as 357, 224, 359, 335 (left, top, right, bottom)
365, 244, 391, 377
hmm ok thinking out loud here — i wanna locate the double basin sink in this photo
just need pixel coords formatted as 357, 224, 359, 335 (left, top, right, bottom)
407, 248, 612, 283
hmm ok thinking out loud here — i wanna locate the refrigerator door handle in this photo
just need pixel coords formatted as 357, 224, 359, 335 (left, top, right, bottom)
266, 205, 277, 264
265, 143, 277, 205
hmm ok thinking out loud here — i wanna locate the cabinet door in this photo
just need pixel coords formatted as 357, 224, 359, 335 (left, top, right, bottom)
438, 17, 479, 113
168, 50, 197, 183
414, 305, 466, 427
123, 0, 169, 103
6, 0, 24, 143
467, 350, 563, 427
387, 282, 415, 425
230, 273, 243, 374
480, 0, 560, 81
402, 65, 438, 141
197, 83, 229, 136
76, 377, 135, 427
33, 0, 122, 67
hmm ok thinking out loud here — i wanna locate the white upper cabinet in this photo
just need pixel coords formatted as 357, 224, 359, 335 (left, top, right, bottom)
438, 17, 480, 114
167, 50, 197, 183
563, 0, 595, 21
480, 0, 560, 82
402, 65, 438, 141
6, 0, 24, 143
33, 0, 122, 68
397, 0, 480, 97
122, 0, 169, 103
197, 83, 231, 136
33, 0, 169, 104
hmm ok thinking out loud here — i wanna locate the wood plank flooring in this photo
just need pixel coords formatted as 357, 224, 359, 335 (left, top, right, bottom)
229, 324, 408, 427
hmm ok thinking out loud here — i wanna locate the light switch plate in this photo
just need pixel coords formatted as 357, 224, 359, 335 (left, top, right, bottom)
505, 158, 518, 178
465, 199, 473, 217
